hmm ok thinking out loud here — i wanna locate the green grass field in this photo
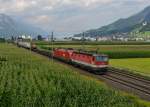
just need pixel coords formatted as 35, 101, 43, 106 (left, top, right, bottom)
110, 58, 150, 77
37, 44, 150, 59
0, 43, 149, 107
34, 41, 150, 45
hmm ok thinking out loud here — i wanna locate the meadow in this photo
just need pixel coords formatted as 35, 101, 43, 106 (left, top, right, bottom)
34, 41, 150, 45
110, 58, 150, 77
37, 44, 150, 59
0, 43, 149, 107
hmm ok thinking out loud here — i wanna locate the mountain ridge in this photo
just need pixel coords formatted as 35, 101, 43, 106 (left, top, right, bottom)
0, 14, 47, 38
74, 6, 150, 37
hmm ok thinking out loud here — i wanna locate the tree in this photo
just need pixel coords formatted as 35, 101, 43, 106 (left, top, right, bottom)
0, 38, 5, 42
37, 35, 43, 40
11, 36, 15, 41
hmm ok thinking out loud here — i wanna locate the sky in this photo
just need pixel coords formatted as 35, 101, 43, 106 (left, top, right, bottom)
0, 0, 150, 36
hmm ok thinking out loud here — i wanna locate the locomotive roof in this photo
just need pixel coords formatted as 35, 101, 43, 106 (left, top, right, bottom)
55, 48, 108, 57
55, 48, 74, 51
73, 51, 107, 57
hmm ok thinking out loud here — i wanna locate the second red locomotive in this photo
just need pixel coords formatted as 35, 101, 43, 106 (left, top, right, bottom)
53, 48, 109, 73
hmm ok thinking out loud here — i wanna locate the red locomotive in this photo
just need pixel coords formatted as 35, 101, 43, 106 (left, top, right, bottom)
53, 48, 109, 73
52, 48, 74, 61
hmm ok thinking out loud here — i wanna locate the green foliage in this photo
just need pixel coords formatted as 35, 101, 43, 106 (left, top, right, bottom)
102, 51, 150, 59
0, 43, 149, 107
140, 24, 150, 32
35, 41, 150, 46
37, 44, 150, 59
0, 38, 5, 43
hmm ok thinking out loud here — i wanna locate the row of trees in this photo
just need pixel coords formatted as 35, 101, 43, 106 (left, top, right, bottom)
0, 38, 5, 42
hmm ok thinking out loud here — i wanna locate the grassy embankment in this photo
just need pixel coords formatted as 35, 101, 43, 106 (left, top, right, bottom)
0, 43, 149, 107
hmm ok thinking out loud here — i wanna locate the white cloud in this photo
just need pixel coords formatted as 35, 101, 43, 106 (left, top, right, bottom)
0, 0, 148, 14
0, 0, 149, 35
0, 0, 38, 13
62, 0, 113, 6
0, 0, 114, 13
28, 15, 52, 24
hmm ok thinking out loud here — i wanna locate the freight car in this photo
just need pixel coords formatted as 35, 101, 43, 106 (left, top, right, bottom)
17, 41, 37, 49
53, 48, 109, 73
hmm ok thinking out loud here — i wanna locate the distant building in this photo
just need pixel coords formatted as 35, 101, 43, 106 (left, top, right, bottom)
72, 36, 82, 41
84, 37, 96, 41
36, 35, 50, 41
97, 37, 111, 41
37, 35, 43, 40
135, 37, 144, 41
43, 38, 49, 41
143, 21, 147, 26
63, 37, 72, 41
19, 35, 32, 40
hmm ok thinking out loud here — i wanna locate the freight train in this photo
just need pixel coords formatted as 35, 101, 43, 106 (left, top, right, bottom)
17, 41, 37, 49
17, 41, 109, 74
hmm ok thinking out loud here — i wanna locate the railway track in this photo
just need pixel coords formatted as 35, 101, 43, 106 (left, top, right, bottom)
109, 67, 150, 84
24, 48, 150, 101
101, 71, 150, 100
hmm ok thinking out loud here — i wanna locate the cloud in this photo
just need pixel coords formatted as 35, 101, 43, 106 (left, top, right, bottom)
62, 0, 113, 7
27, 15, 52, 25
0, 0, 37, 13
0, 0, 149, 36
0, 0, 114, 13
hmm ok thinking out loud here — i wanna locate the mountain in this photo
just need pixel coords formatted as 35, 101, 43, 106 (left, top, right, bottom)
0, 14, 47, 38
74, 6, 150, 37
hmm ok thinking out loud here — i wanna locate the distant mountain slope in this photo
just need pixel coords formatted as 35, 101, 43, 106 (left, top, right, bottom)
0, 14, 46, 38
74, 6, 150, 37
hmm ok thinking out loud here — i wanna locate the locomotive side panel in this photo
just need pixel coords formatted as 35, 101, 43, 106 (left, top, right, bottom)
71, 52, 109, 73
71, 53, 94, 65
53, 49, 73, 62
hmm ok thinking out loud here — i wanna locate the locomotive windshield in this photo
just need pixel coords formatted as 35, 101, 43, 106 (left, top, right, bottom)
96, 56, 108, 62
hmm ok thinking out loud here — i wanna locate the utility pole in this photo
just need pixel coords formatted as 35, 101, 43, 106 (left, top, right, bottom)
51, 31, 54, 62
30, 35, 32, 52
51, 31, 54, 51
82, 32, 85, 51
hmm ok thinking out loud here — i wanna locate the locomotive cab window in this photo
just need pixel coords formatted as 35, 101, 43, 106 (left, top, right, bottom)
96, 56, 108, 62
